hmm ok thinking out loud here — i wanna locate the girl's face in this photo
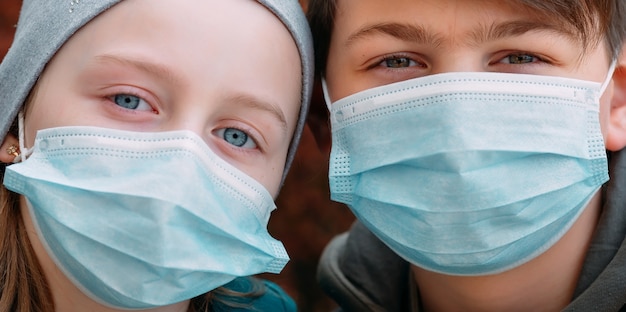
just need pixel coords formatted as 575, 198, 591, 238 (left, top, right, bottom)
24, 0, 302, 197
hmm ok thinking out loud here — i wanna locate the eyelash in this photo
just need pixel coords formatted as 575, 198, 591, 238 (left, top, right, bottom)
215, 124, 264, 153
370, 53, 423, 70
101, 88, 267, 156
104, 88, 159, 114
368, 51, 552, 72
500, 52, 552, 65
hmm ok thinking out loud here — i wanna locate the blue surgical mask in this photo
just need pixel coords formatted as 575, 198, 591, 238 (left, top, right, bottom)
323, 66, 615, 276
3, 126, 289, 309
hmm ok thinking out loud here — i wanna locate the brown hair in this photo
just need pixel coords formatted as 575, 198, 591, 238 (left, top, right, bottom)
0, 88, 52, 311
0, 179, 52, 311
307, 0, 626, 76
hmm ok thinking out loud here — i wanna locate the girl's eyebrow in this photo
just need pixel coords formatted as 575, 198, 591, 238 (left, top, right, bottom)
92, 54, 184, 87
224, 93, 289, 134
345, 20, 576, 48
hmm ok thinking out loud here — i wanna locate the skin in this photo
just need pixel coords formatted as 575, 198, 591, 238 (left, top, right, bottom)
1, 0, 301, 311
322, 0, 626, 311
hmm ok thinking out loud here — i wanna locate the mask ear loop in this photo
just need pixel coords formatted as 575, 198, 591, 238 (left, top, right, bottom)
321, 77, 333, 111
599, 59, 618, 97
14, 111, 34, 163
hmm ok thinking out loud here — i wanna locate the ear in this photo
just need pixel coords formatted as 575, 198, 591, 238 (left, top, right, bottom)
0, 133, 20, 163
605, 46, 626, 151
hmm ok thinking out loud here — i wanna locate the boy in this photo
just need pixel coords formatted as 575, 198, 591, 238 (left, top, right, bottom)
307, 0, 626, 311
0, 0, 312, 311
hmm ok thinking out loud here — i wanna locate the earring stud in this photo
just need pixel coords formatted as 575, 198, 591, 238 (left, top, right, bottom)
6, 144, 19, 157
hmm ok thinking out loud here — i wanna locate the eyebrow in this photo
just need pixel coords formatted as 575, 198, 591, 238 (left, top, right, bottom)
225, 93, 289, 133
346, 22, 443, 48
345, 20, 575, 48
93, 54, 184, 86
469, 20, 576, 46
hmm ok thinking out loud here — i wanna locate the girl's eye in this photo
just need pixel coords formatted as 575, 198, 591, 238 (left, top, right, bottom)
216, 128, 257, 149
500, 53, 539, 65
112, 94, 152, 111
381, 56, 418, 69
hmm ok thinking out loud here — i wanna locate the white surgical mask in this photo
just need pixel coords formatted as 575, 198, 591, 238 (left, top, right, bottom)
323, 66, 614, 275
4, 126, 289, 308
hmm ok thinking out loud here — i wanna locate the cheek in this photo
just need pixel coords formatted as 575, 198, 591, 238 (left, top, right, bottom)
23, 74, 93, 145
235, 156, 284, 198
24, 94, 58, 146
24, 78, 62, 129
261, 161, 284, 198
325, 69, 356, 103
23, 98, 47, 148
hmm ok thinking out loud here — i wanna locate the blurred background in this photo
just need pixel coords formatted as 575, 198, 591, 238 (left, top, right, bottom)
0, 1, 355, 311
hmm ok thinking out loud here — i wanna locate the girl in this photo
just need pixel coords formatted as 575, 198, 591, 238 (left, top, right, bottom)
0, 0, 313, 311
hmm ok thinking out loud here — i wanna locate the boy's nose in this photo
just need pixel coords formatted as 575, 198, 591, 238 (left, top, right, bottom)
430, 52, 485, 74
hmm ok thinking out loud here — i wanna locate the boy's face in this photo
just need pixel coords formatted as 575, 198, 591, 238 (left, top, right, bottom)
324, 0, 614, 136
23, 0, 302, 196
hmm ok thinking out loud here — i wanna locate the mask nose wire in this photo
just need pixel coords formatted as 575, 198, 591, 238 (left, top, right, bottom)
323, 60, 618, 111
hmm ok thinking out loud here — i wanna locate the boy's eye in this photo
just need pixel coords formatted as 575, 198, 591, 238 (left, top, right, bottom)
112, 94, 152, 111
381, 56, 418, 68
500, 53, 539, 65
216, 128, 257, 149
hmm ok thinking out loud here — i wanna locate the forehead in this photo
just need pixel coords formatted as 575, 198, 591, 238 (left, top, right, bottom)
23, 0, 304, 142
328, 0, 605, 59
62, 0, 300, 108
332, 0, 586, 38
333, 0, 588, 20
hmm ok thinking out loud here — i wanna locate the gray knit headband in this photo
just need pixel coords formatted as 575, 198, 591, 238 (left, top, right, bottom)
0, 0, 313, 183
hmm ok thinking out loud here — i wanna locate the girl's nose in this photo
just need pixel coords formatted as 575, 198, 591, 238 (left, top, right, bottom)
164, 104, 213, 140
